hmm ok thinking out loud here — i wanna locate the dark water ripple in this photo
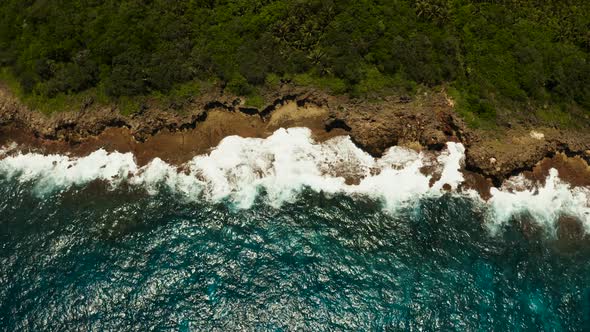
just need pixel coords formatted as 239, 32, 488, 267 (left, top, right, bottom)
1, 179, 590, 331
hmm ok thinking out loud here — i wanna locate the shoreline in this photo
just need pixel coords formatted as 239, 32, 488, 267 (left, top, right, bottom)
0, 94, 590, 241
1, 85, 590, 189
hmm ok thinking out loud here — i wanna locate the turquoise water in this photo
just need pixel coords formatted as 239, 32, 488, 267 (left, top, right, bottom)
1, 179, 589, 331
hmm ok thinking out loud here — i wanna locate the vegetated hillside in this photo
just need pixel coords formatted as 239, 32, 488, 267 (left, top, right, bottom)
0, 0, 589, 125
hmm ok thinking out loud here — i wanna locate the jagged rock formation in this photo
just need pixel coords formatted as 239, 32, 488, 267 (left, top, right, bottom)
1, 85, 589, 185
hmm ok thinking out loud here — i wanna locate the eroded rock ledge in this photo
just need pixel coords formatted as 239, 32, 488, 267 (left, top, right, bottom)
1, 85, 589, 186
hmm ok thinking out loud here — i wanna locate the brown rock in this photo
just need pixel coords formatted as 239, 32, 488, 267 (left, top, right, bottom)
2, 80, 590, 204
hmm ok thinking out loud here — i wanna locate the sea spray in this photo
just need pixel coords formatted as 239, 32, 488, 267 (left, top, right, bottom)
0, 128, 454, 208
0, 149, 138, 193
486, 169, 590, 234
1, 127, 589, 232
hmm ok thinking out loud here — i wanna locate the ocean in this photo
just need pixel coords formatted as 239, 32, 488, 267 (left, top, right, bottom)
1, 128, 589, 330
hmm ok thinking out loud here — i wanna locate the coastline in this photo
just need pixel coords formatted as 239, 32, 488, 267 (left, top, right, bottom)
2, 84, 590, 243
1, 84, 590, 190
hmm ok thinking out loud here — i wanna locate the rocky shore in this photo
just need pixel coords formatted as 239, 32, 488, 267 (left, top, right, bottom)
1, 85, 589, 192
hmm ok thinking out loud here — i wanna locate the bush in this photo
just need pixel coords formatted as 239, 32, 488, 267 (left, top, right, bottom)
226, 73, 253, 96
0, 0, 588, 120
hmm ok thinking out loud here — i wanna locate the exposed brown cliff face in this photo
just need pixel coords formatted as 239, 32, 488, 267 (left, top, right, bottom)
1, 84, 589, 189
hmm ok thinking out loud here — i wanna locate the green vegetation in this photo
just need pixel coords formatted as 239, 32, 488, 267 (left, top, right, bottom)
0, 0, 589, 124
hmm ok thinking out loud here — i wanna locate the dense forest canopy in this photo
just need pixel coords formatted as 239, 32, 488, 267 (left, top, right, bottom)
0, 0, 589, 121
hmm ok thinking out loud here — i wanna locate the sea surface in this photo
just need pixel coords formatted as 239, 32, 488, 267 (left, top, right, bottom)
1, 128, 589, 330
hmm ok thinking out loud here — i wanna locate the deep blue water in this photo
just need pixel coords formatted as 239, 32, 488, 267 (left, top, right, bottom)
1, 179, 590, 331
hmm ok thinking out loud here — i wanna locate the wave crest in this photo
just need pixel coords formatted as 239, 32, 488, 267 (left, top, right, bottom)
1, 127, 589, 232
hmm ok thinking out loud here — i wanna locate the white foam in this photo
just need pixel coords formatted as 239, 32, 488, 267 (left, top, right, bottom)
432, 142, 465, 191
0, 149, 137, 193
0, 128, 462, 207
1, 127, 589, 233
486, 169, 590, 234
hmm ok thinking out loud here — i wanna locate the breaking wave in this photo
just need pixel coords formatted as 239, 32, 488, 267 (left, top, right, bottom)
1, 127, 589, 232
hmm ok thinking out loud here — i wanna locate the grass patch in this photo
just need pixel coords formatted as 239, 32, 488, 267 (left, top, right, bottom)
244, 92, 265, 109
448, 86, 498, 129
536, 105, 577, 128
1, 67, 212, 115
149, 80, 209, 113
353, 68, 416, 98
1, 67, 110, 114
0, 67, 23, 97
292, 73, 347, 95
116, 96, 141, 116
